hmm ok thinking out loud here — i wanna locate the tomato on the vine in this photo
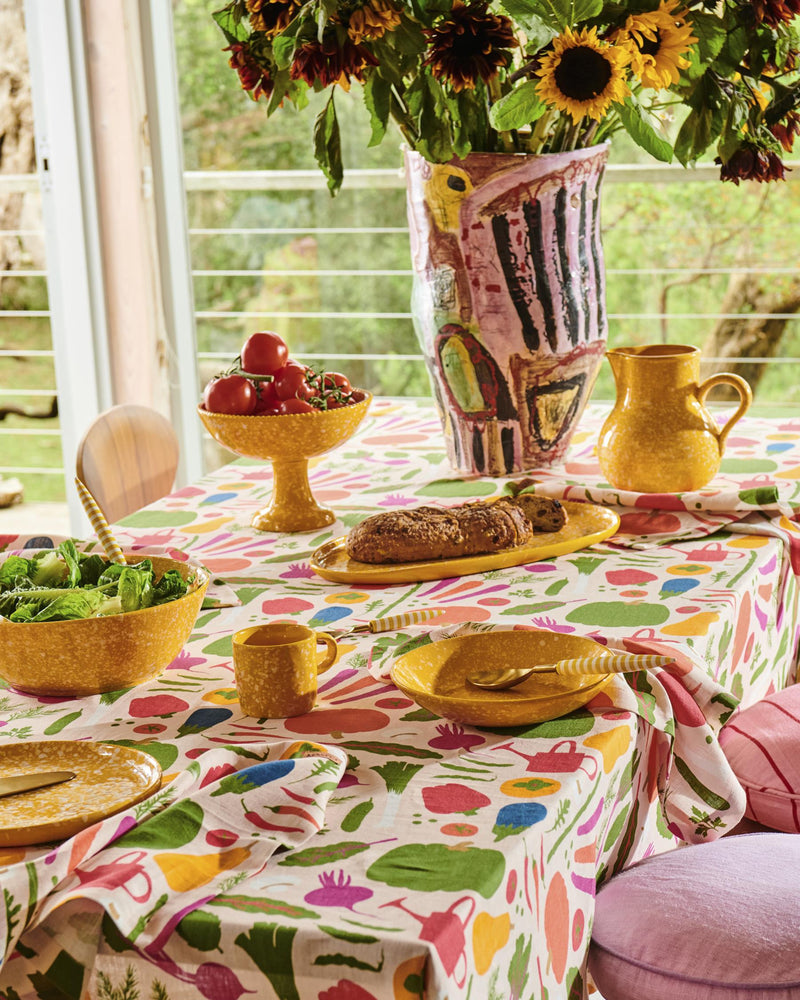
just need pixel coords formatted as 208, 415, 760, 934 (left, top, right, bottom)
241, 331, 289, 376
322, 372, 351, 393
203, 374, 257, 415
273, 362, 315, 401
253, 379, 281, 414
276, 397, 315, 414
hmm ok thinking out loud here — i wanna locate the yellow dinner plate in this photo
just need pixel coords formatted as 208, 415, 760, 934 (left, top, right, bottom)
311, 500, 619, 584
390, 630, 615, 727
0, 741, 162, 847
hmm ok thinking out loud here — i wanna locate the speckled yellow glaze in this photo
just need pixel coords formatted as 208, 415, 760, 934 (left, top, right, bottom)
0, 554, 209, 696
311, 500, 620, 584
197, 394, 372, 532
0, 740, 161, 846
390, 630, 614, 727
597, 345, 752, 493
233, 623, 338, 718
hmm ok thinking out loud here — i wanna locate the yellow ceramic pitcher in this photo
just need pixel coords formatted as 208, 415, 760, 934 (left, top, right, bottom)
597, 345, 752, 494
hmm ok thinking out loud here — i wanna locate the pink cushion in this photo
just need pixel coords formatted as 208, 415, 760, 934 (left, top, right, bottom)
589, 834, 800, 999
719, 684, 800, 832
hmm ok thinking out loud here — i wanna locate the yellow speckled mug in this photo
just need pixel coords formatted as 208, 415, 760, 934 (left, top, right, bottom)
233, 623, 338, 718
597, 344, 752, 493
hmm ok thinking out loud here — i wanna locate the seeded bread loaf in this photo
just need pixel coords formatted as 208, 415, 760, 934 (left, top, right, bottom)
345, 495, 566, 564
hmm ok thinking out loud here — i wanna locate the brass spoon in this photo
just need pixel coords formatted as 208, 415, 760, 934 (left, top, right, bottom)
467, 653, 673, 690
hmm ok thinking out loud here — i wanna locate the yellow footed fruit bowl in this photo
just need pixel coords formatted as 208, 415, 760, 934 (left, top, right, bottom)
198, 392, 372, 533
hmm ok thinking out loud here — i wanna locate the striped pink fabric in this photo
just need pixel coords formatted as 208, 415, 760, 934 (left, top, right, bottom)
719, 684, 800, 833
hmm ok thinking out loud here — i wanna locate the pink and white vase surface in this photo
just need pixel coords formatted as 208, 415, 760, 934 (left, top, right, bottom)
405, 144, 609, 477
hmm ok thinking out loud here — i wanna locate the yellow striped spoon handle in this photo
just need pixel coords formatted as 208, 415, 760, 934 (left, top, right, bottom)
351, 609, 445, 634
555, 654, 673, 676
74, 477, 127, 565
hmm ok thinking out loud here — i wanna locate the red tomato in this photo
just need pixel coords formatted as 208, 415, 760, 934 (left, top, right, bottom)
276, 397, 315, 414
241, 331, 289, 376
323, 372, 352, 392
253, 379, 281, 414
203, 374, 257, 415
273, 362, 314, 401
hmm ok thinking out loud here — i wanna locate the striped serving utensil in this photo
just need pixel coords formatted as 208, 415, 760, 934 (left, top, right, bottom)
468, 653, 673, 690
74, 477, 126, 566
331, 608, 444, 637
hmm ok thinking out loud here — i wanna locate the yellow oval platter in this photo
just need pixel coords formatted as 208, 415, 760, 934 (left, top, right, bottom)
311, 500, 619, 584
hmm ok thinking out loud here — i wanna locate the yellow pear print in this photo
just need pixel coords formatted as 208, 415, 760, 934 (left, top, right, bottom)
583, 727, 631, 773
154, 847, 251, 892
472, 911, 511, 975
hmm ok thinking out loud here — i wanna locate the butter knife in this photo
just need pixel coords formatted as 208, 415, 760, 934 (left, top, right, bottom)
0, 770, 76, 799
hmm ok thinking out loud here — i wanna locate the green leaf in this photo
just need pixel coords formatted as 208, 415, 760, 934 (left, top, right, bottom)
506, 0, 601, 31
489, 80, 546, 133
272, 34, 296, 70
313, 93, 344, 195
496, 1, 556, 43
407, 75, 453, 163
278, 840, 374, 866
363, 75, 391, 147
688, 11, 727, 65
618, 99, 674, 163
674, 74, 725, 164
211, 5, 251, 45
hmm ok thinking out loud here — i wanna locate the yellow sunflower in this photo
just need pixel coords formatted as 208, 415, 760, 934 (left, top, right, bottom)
617, 0, 697, 90
536, 27, 631, 125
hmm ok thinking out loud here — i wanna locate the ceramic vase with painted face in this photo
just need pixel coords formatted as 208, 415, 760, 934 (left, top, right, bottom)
405, 144, 609, 477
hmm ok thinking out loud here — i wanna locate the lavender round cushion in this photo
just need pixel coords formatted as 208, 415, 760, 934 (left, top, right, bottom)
589, 834, 800, 1000
719, 684, 800, 832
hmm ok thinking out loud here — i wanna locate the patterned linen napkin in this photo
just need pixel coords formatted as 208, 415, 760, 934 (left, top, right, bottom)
375, 621, 746, 845
0, 739, 346, 970
501, 407, 800, 549
0, 534, 242, 608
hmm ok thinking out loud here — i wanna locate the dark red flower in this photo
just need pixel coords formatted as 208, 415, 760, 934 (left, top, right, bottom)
290, 35, 378, 89
770, 110, 800, 153
246, 0, 302, 37
224, 43, 274, 101
750, 0, 800, 26
718, 145, 789, 184
423, 1, 517, 93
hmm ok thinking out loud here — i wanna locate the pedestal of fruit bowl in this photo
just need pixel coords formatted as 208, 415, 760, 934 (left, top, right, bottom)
197, 393, 372, 533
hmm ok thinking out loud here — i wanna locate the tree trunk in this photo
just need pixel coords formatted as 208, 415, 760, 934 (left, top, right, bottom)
700, 272, 800, 400
0, 0, 40, 275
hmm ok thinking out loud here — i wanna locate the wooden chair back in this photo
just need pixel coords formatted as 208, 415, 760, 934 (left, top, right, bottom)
75, 404, 180, 523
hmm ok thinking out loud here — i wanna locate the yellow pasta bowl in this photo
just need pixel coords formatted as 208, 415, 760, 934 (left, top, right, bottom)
391, 629, 615, 727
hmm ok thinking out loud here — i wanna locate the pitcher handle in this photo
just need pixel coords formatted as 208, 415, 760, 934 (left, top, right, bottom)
696, 373, 752, 453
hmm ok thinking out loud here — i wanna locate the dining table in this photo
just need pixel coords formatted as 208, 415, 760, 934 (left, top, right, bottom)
0, 397, 799, 1000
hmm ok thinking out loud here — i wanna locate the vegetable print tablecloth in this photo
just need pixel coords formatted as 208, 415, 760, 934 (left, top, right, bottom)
0, 399, 799, 1000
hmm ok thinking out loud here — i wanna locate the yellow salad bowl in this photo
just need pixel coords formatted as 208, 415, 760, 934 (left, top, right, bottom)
0, 553, 208, 696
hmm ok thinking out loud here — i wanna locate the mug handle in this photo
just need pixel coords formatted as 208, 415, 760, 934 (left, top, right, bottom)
315, 633, 338, 674
696, 372, 752, 453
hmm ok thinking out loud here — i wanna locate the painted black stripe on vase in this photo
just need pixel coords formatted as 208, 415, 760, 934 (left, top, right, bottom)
472, 424, 485, 473
491, 212, 541, 352
523, 199, 558, 352
501, 426, 515, 475
577, 182, 593, 343
590, 180, 606, 337
554, 185, 581, 347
